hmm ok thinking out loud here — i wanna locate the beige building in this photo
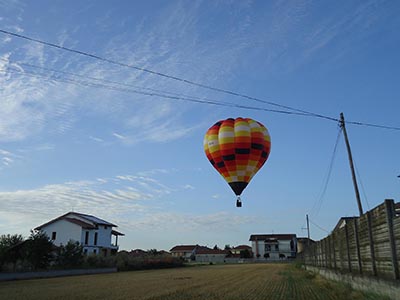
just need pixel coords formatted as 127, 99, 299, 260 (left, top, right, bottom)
250, 234, 297, 260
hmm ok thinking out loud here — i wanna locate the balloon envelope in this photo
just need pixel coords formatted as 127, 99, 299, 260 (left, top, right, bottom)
204, 117, 271, 197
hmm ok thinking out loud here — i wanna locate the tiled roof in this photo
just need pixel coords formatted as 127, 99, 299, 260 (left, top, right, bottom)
65, 217, 96, 229
232, 245, 252, 250
297, 237, 315, 243
196, 249, 228, 255
112, 229, 125, 236
35, 212, 117, 230
170, 245, 198, 252
73, 212, 116, 226
249, 234, 296, 241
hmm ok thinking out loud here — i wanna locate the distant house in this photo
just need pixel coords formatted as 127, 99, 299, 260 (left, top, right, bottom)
170, 245, 198, 260
195, 248, 228, 263
249, 234, 297, 260
35, 212, 124, 256
130, 249, 147, 257
231, 245, 253, 256
333, 216, 357, 231
297, 237, 316, 254
170, 245, 214, 261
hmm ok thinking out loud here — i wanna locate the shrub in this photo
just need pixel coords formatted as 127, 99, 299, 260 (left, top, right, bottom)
24, 230, 54, 270
57, 240, 84, 268
115, 252, 184, 271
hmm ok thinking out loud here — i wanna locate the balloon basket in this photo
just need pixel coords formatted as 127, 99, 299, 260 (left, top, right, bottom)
236, 197, 242, 208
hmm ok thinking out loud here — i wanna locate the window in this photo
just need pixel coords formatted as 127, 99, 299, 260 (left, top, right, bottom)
84, 249, 88, 255
104, 225, 108, 229
275, 245, 279, 251
93, 249, 97, 254
265, 245, 271, 252
51, 232, 56, 240
94, 232, 98, 246
85, 231, 89, 245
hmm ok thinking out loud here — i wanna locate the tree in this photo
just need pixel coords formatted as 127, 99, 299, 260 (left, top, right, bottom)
0, 234, 24, 271
147, 249, 158, 256
25, 230, 54, 270
240, 249, 253, 259
213, 245, 219, 250
224, 244, 231, 250
57, 240, 84, 268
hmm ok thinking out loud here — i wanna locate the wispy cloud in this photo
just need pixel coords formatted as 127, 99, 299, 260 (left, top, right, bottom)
118, 211, 254, 233
183, 184, 195, 190
89, 136, 104, 143
0, 174, 160, 234
0, 148, 22, 168
0, 172, 258, 242
0, 0, 261, 144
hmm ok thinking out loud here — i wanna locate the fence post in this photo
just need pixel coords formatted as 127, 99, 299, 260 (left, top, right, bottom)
353, 218, 362, 275
345, 223, 352, 272
325, 239, 329, 267
313, 243, 315, 266
384, 199, 399, 280
332, 231, 337, 270
367, 210, 378, 276
328, 236, 332, 268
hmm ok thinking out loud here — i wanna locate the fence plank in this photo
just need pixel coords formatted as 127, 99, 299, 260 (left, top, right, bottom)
303, 199, 399, 282
353, 218, 362, 275
384, 199, 399, 280
332, 232, 337, 270
367, 210, 378, 276
345, 223, 352, 273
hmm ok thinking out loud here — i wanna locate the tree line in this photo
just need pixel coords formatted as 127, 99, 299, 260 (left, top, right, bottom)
0, 231, 183, 272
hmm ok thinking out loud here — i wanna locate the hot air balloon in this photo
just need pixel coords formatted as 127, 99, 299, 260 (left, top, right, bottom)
204, 117, 271, 207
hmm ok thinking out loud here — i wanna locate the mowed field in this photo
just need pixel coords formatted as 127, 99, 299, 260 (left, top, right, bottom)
0, 263, 386, 300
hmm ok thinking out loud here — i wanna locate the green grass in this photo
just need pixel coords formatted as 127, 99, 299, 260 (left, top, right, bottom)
0, 263, 387, 300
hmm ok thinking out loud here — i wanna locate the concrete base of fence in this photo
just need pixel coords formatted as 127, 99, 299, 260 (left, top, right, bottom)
305, 266, 400, 300
0, 268, 117, 281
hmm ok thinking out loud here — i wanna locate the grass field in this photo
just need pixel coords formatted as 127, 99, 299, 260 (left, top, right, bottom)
0, 263, 387, 300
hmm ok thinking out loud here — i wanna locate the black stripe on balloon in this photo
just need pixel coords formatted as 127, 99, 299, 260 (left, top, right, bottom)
214, 121, 222, 127
209, 159, 215, 165
222, 154, 235, 161
227, 118, 235, 121
261, 151, 268, 158
228, 181, 248, 196
216, 161, 225, 168
251, 143, 263, 150
235, 148, 250, 154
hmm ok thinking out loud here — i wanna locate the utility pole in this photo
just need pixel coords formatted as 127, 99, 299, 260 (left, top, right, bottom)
306, 214, 310, 247
340, 112, 363, 216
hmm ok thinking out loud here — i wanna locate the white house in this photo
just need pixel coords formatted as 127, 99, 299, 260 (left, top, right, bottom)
35, 212, 124, 256
195, 248, 228, 263
249, 234, 297, 260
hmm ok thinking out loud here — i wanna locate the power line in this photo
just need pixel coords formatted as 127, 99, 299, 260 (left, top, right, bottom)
2, 66, 312, 116
354, 160, 371, 210
309, 219, 330, 233
0, 57, 217, 103
0, 30, 399, 131
309, 127, 343, 217
0, 28, 338, 121
346, 120, 400, 131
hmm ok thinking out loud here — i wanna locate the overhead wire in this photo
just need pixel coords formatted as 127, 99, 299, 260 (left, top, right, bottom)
309, 126, 343, 217
0, 57, 218, 103
309, 219, 330, 234
1, 29, 399, 131
354, 160, 371, 210
346, 121, 400, 131
2, 65, 312, 116
0, 28, 338, 121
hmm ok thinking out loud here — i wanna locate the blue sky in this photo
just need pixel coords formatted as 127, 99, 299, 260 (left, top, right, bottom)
0, 0, 399, 251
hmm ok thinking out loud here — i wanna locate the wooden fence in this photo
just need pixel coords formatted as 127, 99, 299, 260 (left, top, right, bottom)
303, 199, 400, 281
